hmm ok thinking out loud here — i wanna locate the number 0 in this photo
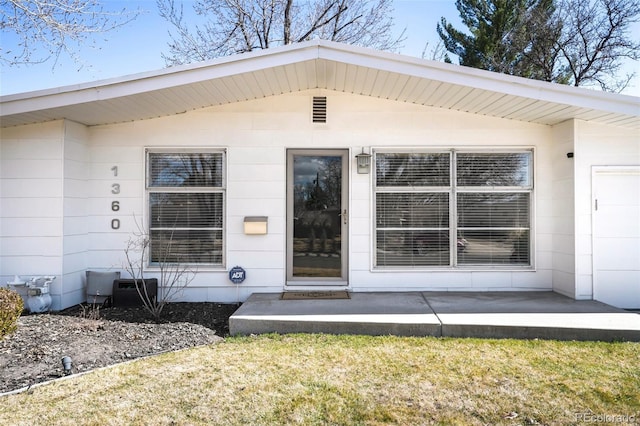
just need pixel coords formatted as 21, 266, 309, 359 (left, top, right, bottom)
111, 218, 120, 230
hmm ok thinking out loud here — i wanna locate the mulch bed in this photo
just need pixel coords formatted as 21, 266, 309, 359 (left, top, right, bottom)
0, 302, 239, 394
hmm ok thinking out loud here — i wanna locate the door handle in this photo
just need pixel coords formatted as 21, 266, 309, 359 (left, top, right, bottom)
339, 209, 347, 224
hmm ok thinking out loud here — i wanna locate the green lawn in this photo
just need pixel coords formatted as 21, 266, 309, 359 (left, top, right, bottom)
1, 334, 638, 425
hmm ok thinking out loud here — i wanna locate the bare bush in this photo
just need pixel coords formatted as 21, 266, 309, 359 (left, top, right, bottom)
124, 224, 195, 322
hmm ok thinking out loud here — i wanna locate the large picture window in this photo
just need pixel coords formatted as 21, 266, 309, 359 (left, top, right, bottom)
147, 150, 225, 265
375, 150, 532, 268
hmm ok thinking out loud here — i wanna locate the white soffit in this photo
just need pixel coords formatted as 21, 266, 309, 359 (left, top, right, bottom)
1, 40, 639, 129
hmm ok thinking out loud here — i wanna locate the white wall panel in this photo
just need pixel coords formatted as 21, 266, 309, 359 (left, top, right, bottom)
63, 234, 89, 255
0, 198, 63, 218
62, 252, 88, 273
227, 180, 285, 199
2, 90, 573, 306
1, 218, 61, 237
227, 234, 284, 252
536, 250, 553, 270
2, 178, 63, 198
0, 256, 62, 276
513, 270, 552, 288
1, 159, 62, 179
1, 122, 65, 291
574, 122, 640, 301
471, 272, 512, 288
87, 251, 128, 270
2, 236, 62, 256
550, 120, 576, 297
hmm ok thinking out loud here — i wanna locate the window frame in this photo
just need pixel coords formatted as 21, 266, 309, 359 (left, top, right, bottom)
373, 148, 534, 270
145, 148, 226, 269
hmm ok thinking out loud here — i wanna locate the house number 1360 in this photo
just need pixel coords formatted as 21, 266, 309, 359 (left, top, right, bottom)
111, 166, 120, 229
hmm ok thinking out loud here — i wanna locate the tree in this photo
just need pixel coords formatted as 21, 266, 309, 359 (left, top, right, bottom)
1, 0, 139, 66
556, 0, 640, 91
438, 0, 640, 91
157, 0, 404, 65
437, 0, 561, 77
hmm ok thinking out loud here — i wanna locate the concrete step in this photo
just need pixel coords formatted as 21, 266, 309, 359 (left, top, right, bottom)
229, 291, 640, 341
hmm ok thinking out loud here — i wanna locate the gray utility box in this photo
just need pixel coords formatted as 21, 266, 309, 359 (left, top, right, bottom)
112, 279, 158, 307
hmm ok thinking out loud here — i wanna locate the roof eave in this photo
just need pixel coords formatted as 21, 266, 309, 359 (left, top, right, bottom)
1, 39, 638, 128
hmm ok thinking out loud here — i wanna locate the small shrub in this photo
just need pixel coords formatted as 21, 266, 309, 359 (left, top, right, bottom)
0, 287, 24, 338
78, 298, 102, 321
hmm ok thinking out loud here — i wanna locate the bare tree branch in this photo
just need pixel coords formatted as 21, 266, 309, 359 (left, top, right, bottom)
157, 0, 404, 66
123, 218, 195, 322
1, 0, 140, 66
439, 0, 639, 92
556, 0, 640, 91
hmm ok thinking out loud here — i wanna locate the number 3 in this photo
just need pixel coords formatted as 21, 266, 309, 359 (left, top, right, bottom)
111, 183, 120, 194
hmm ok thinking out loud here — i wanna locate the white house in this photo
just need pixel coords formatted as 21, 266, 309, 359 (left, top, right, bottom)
1, 40, 639, 311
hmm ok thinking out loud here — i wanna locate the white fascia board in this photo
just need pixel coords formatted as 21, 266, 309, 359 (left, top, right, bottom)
0, 42, 322, 116
315, 41, 640, 117
2, 39, 639, 120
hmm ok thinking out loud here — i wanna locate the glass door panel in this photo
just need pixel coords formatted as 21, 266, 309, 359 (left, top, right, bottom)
287, 150, 348, 282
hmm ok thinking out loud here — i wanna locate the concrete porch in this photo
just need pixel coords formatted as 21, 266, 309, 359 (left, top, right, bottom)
229, 291, 640, 341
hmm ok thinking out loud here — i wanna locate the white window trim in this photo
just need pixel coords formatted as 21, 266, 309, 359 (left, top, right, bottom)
144, 147, 227, 271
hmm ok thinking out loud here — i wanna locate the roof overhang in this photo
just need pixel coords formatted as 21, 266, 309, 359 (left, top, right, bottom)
1, 39, 639, 129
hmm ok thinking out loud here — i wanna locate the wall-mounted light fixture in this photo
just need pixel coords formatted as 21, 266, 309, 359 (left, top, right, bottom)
244, 216, 268, 235
355, 148, 372, 174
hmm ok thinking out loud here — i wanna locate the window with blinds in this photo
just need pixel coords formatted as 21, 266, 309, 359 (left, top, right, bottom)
375, 153, 451, 267
374, 150, 532, 268
147, 151, 225, 265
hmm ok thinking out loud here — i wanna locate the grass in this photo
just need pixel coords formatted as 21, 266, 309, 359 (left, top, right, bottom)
1, 334, 638, 425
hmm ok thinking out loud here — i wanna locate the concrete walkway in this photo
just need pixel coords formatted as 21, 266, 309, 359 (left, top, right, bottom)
229, 291, 640, 341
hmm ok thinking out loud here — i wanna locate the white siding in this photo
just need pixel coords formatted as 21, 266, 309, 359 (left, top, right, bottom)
62, 121, 90, 309
2, 90, 595, 308
574, 120, 640, 299
1, 121, 65, 307
83, 90, 554, 303
550, 120, 576, 298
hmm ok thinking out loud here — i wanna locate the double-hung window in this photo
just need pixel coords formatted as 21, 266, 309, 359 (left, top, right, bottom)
146, 150, 225, 266
374, 150, 532, 268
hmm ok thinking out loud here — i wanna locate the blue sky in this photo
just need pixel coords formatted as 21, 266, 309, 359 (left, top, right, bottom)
0, 0, 638, 96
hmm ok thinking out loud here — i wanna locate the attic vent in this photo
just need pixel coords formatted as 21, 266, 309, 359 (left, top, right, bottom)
312, 96, 327, 123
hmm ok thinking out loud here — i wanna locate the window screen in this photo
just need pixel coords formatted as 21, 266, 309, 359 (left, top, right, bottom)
374, 150, 532, 268
147, 152, 224, 265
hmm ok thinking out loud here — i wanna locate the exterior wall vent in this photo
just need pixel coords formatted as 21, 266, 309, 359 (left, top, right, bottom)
312, 96, 327, 123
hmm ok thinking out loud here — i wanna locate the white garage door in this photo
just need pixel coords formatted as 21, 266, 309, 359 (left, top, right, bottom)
592, 167, 640, 309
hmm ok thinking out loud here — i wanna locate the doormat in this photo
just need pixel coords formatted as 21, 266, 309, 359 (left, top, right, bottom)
281, 291, 350, 300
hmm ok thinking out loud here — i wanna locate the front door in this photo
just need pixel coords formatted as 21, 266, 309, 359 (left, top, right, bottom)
287, 149, 348, 285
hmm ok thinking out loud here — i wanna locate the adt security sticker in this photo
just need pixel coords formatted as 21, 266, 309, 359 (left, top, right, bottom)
229, 266, 246, 284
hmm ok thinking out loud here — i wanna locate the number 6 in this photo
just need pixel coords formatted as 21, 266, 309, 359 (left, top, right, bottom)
112, 201, 120, 211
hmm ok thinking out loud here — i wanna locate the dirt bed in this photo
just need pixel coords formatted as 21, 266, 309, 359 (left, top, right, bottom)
0, 303, 239, 394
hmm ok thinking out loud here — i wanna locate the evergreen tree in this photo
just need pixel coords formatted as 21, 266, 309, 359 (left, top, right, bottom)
437, 0, 558, 76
